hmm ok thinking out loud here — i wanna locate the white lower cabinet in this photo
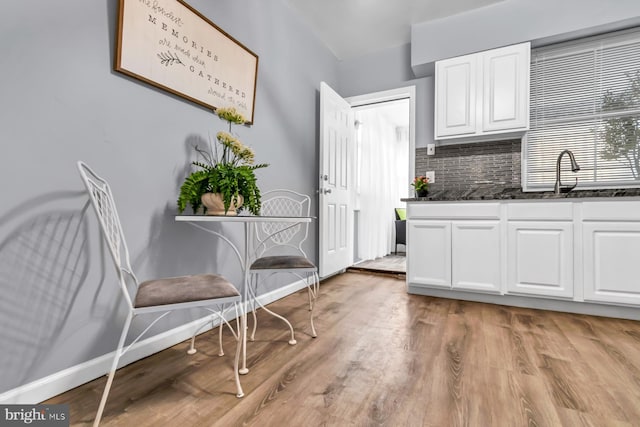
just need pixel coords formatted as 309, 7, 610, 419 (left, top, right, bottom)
583, 222, 640, 305
407, 219, 501, 293
407, 220, 451, 288
507, 221, 573, 298
451, 221, 501, 293
407, 199, 640, 312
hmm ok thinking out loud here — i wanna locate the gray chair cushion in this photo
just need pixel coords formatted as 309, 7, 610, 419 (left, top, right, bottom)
250, 255, 316, 270
134, 274, 240, 308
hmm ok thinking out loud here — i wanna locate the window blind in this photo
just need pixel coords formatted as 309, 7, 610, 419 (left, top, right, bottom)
525, 28, 640, 190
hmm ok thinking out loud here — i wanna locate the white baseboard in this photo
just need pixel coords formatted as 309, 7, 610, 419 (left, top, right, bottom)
0, 279, 309, 405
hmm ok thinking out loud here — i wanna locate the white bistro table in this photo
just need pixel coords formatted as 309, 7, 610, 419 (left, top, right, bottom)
175, 214, 313, 374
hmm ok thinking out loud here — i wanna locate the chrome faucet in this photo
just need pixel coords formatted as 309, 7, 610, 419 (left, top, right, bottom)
554, 149, 581, 195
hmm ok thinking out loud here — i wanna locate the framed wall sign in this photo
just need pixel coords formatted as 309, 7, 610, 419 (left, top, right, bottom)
115, 0, 259, 123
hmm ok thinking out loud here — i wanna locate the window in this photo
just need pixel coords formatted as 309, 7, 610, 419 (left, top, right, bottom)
524, 28, 640, 191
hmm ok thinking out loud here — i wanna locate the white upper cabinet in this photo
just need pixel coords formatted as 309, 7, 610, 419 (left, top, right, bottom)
482, 43, 530, 132
435, 53, 478, 138
435, 42, 531, 142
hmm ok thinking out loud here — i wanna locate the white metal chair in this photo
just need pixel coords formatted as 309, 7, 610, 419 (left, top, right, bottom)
248, 189, 319, 345
77, 161, 244, 427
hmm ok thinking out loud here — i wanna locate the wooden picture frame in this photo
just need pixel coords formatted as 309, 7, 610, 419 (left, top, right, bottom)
115, 0, 258, 123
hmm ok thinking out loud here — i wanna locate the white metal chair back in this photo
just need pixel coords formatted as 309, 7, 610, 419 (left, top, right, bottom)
249, 189, 319, 342
77, 161, 136, 308
255, 190, 311, 258
78, 162, 245, 426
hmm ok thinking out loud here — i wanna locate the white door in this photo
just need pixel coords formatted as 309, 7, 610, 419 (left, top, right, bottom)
319, 82, 354, 278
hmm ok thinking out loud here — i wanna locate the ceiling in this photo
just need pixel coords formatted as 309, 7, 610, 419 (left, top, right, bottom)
284, 0, 507, 60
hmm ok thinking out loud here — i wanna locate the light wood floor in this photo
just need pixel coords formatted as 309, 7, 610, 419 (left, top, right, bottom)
47, 272, 640, 426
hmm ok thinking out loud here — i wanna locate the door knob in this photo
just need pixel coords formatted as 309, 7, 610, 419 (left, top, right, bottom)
323, 188, 332, 194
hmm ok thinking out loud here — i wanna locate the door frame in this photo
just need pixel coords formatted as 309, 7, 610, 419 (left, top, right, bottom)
346, 85, 416, 190
317, 84, 416, 278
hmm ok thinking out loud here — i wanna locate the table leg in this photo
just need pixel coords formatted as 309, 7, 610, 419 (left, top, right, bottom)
239, 222, 251, 375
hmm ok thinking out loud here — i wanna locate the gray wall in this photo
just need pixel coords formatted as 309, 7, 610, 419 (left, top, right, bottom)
337, 43, 434, 148
0, 0, 337, 394
411, 0, 640, 76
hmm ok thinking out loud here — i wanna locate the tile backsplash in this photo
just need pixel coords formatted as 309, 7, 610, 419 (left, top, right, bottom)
415, 139, 521, 192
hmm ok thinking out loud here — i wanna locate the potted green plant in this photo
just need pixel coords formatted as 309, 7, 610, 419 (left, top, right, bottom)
411, 175, 429, 197
177, 107, 268, 215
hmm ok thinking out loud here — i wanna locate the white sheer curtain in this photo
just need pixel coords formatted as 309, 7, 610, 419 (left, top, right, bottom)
356, 106, 409, 260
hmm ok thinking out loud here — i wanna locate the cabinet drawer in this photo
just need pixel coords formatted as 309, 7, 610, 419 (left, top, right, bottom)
507, 202, 572, 220
582, 200, 640, 221
408, 202, 500, 219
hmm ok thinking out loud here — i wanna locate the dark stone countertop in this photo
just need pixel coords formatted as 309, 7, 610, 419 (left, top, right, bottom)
402, 186, 640, 202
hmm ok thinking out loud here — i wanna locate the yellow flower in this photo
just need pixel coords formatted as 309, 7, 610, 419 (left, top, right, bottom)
215, 131, 255, 165
216, 107, 246, 124
230, 139, 244, 156
216, 131, 239, 147
239, 146, 255, 164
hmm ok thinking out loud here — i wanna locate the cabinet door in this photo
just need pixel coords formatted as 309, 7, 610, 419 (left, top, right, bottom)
435, 53, 478, 138
583, 222, 640, 305
407, 220, 451, 288
482, 42, 530, 132
452, 221, 501, 293
507, 221, 573, 298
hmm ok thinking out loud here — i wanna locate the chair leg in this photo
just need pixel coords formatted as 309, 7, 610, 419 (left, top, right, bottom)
308, 272, 319, 338
214, 304, 242, 356
250, 282, 258, 342
218, 319, 225, 356
93, 312, 133, 427
250, 273, 296, 345
187, 315, 217, 355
